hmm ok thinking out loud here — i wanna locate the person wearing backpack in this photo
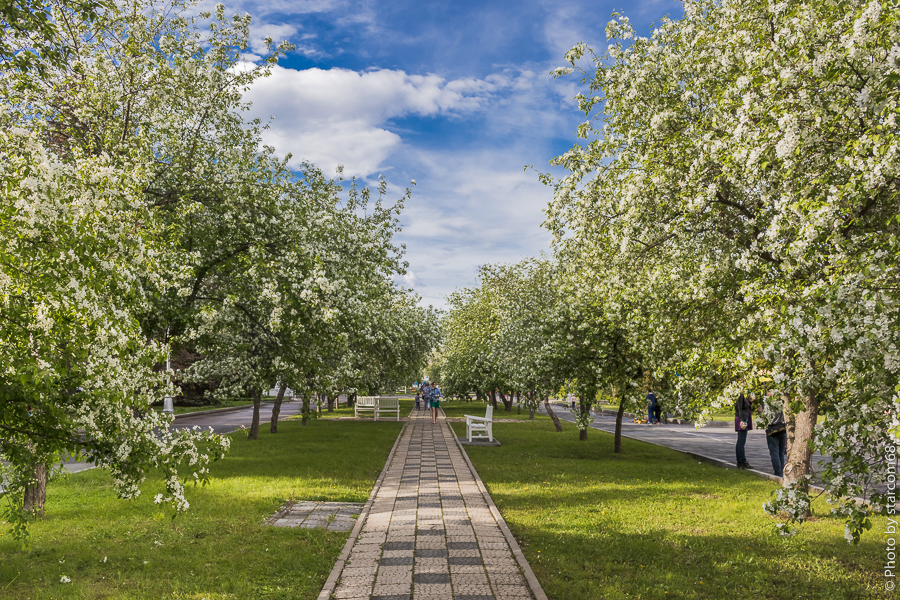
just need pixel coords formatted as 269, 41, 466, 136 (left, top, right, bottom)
758, 391, 788, 477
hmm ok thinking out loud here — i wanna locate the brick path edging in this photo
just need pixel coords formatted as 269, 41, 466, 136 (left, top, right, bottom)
316, 421, 409, 600
451, 430, 550, 600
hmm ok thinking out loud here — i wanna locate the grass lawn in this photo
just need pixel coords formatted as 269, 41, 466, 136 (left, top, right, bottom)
0, 419, 403, 600
452, 420, 890, 600
439, 400, 548, 421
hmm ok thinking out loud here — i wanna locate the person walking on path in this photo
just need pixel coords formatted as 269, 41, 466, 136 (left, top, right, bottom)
757, 391, 787, 476
734, 392, 755, 469
428, 383, 442, 424
646, 388, 658, 425
653, 396, 663, 425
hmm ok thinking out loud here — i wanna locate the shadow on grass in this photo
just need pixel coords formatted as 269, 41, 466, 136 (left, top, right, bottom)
453, 421, 891, 600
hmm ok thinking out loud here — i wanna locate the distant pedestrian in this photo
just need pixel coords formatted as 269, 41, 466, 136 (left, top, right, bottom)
571, 395, 577, 410
758, 391, 787, 477
646, 388, 658, 425
429, 384, 442, 424
653, 398, 663, 425
734, 392, 754, 469
415, 390, 422, 410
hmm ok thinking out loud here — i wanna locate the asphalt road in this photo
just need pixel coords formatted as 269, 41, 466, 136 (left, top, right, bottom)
544, 403, 830, 483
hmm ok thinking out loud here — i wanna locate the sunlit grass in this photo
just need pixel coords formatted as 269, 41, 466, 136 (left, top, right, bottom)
0, 419, 403, 599
453, 420, 890, 600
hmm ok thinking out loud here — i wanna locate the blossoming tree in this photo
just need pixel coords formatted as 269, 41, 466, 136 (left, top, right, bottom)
545, 0, 900, 542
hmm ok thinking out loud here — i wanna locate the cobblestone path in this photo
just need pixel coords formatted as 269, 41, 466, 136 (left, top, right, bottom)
325, 408, 541, 600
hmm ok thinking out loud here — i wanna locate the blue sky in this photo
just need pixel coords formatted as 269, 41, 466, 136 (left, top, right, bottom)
210, 0, 682, 307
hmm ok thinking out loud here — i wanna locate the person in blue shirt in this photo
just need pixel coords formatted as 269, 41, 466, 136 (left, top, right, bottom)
646, 388, 658, 425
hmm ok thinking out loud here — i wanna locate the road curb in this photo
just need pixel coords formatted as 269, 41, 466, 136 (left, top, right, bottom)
451, 424, 549, 600
316, 414, 409, 600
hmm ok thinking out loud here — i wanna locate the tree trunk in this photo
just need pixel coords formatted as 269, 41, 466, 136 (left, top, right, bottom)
270, 382, 287, 434
327, 393, 337, 412
489, 389, 498, 410
248, 389, 262, 439
301, 392, 311, 426
528, 390, 536, 420
23, 463, 47, 517
516, 391, 521, 414
476, 390, 485, 404
784, 391, 819, 502
578, 398, 589, 441
783, 394, 795, 461
543, 395, 563, 432
614, 394, 626, 454
499, 391, 513, 412
348, 393, 356, 408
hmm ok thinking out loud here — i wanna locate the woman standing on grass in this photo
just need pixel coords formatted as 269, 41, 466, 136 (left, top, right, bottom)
734, 392, 754, 469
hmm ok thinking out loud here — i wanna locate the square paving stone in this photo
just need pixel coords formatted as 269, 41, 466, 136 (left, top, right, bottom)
373, 584, 412, 595
495, 584, 531, 596
413, 583, 453, 595
415, 548, 448, 557
380, 557, 414, 566
449, 557, 483, 565
447, 542, 479, 550
413, 573, 451, 584
417, 529, 446, 535
384, 542, 415, 551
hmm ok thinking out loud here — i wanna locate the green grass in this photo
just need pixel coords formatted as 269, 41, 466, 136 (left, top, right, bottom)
438, 400, 548, 421
1, 419, 403, 599
452, 420, 890, 600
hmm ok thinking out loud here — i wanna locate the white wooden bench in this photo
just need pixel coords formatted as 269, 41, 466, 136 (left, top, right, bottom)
465, 405, 493, 442
354, 396, 400, 421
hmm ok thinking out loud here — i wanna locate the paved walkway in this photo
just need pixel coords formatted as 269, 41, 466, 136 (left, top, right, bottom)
324, 408, 543, 600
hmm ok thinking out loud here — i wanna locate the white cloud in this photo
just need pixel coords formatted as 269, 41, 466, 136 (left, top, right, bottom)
403, 270, 423, 288
388, 147, 558, 309
249, 22, 300, 54
242, 65, 500, 175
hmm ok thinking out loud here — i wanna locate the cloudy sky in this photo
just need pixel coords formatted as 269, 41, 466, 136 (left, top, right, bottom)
214, 0, 682, 307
